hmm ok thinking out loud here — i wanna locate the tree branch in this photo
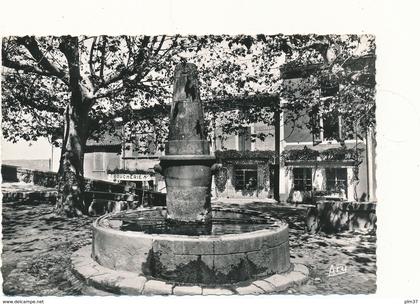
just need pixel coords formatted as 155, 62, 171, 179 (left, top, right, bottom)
59, 36, 94, 102
124, 36, 133, 66
16, 36, 69, 84
98, 36, 151, 91
88, 37, 98, 85
154, 35, 166, 56
99, 36, 107, 82
2, 53, 53, 77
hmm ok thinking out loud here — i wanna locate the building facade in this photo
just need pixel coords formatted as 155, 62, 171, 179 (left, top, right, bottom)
278, 110, 376, 203
83, 56, 376, 204
212, 121, 276, 200
84, 131, 165, 192
84, 98, 376, 204
277, 72, 376, 203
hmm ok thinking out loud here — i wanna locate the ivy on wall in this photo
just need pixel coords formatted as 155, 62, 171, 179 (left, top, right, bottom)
281, 146, 319, 161
215, 167, 229, 193
214, 150, 275, 194
215, 150, 277, 161
281, 146, 364, 162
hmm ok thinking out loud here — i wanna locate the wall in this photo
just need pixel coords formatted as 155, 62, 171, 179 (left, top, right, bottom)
281, 141, 372, 203
84, 152, 120, 181
121, 158, 159, 172
215, 121, 275, 152
283, 113, 313, 143
254, 122, 275, 150
217, 133, 236, 150
1, 164, 57, 188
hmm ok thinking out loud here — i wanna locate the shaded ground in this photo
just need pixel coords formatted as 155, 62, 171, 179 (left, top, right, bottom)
1, 199, 376, 296
222, 202, 376, 295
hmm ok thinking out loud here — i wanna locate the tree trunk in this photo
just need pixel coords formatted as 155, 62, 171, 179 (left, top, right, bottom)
55, 103, 90, 216
55, 36, 92, 217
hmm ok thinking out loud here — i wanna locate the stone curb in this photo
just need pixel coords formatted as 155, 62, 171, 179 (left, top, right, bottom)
71, 245, 309, 296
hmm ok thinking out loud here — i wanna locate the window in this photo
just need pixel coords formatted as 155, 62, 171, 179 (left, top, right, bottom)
293, 168, 312, 191
311, 77, 345, 143
234, 165, 258, 191
93, 153, 105, 171
312, 115, 322, 144
321, 82, 339, 97
320, 78, 339, 97
323, 114, 341, 140
326, 168, 348, 193
238, 127, 252, 151
312, 113, 343, 144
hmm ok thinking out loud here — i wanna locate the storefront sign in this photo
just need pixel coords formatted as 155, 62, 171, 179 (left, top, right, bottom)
111, 174, 154, 181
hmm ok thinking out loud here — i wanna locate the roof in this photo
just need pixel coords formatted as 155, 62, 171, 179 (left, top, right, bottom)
280, 54, 375, 79
85, 131, 122, 153
285, 141, 365, 152
87, 133, 121, 146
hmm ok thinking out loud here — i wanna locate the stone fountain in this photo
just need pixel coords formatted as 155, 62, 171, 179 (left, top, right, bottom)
153, 62, 217, 223
71, 63, 308, 295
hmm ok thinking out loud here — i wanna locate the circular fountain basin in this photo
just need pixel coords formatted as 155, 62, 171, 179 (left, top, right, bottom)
92, 207, 291, 284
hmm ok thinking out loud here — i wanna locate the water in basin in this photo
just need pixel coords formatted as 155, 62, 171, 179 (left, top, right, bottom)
103, 208, 278, 236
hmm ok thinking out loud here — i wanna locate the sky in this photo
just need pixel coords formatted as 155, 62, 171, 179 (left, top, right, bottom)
1, 137, 61, 170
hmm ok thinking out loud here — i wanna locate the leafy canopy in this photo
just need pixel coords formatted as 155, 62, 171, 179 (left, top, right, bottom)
1, 34, 375, 151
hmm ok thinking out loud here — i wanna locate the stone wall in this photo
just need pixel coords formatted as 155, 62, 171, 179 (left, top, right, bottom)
17, 168, 58, 188
2, 164, 134, 190
306, 201, 376, 233
2, 164, 57, 187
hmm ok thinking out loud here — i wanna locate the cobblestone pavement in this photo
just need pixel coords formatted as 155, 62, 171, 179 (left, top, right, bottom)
1, 199, 376, 295
1, 201, 92, 296
220, 202, 376, 295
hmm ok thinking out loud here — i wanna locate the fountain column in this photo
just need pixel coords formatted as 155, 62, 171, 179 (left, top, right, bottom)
155, 62, 217, 223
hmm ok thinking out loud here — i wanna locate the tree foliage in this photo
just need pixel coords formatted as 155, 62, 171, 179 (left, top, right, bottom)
277, 34, 376, 140
2, 34, 375, 150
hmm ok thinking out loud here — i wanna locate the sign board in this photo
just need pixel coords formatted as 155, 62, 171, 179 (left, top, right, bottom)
110, 174, 154, 182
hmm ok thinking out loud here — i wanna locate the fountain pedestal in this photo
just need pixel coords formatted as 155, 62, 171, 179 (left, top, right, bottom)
160, 155, 215, 222
155, 62, 216, 223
